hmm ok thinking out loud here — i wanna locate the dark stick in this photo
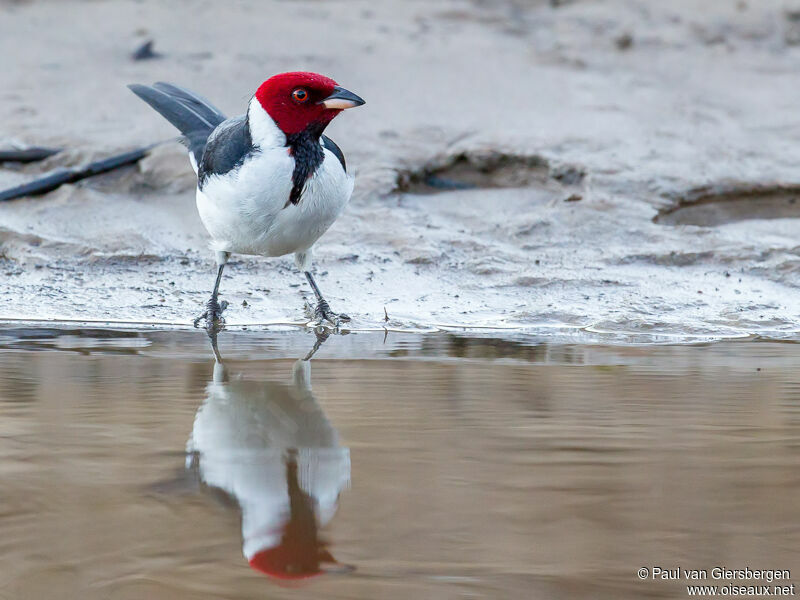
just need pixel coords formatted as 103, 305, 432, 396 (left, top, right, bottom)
0, 145, 157, 202
0, 169, 75, 202
0, 147, 61, 163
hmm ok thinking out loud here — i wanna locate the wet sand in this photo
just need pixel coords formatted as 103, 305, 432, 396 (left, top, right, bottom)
2, 0, 800, 339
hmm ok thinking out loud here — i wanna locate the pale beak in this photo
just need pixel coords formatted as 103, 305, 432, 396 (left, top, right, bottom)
321, 86, 365, 110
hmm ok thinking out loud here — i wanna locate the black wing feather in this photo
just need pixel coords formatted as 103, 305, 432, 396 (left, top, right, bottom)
151, 82, 227, 127
128, 83, 227, 162
321, 135, 346, 172
197, 114, 256, 188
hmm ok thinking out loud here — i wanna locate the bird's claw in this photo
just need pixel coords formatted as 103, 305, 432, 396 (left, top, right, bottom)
309, 299, 350, 328
193, 298, 228, 332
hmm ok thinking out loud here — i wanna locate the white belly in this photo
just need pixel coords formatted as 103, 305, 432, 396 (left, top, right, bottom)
195, 147, 353, 257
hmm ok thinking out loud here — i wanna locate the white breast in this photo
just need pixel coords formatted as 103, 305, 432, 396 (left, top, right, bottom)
261, 149, 354, 256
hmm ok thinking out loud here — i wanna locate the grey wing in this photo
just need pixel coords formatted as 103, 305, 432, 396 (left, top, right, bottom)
321, 135, 346, 173
198, 114, 256, 188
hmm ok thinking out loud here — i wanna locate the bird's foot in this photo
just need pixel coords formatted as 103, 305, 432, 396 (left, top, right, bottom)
306, 299, 351, 328
193, 298, 228, 332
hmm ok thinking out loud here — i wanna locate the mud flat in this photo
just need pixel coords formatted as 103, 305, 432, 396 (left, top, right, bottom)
2, 0, 800, 341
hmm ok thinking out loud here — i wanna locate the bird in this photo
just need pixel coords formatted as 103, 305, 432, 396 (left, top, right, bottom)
187, 333, 352, 580
128, 72, 365, 330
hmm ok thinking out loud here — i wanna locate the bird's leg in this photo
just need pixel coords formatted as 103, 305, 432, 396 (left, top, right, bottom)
207, 328, 229, 384
302, 327, 331, 361
194, 262, 229, 330
304, 271, 350, 327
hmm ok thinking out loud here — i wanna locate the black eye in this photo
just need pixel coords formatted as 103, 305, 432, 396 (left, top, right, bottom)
292, 88, 309, 103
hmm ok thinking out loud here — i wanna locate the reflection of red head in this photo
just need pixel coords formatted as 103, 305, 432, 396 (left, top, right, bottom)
247, 453, 344, 582
248, 546, 338, 581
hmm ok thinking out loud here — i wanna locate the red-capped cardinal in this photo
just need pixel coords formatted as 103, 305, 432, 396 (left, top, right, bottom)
129, 73, 365, 329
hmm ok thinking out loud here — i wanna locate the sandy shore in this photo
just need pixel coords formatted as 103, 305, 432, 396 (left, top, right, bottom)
2, 0, 800, 340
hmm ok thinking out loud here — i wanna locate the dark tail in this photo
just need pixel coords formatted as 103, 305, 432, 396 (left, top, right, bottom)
128, 82, 227, 163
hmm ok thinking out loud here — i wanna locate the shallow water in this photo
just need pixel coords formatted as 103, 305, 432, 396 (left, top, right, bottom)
0, 328, 798, 599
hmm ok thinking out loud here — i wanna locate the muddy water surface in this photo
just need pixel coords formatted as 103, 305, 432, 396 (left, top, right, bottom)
0, 328, 798, 599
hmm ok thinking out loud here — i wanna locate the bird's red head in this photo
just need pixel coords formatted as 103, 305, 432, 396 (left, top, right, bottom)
255, 72, 365, 136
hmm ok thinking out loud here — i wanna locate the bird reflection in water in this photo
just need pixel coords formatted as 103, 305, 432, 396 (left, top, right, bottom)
187, 331, 353, 581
